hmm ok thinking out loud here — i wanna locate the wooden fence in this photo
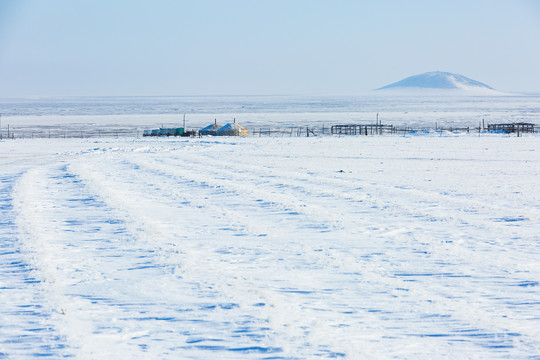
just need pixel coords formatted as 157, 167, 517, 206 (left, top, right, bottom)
0, 122, 537, 140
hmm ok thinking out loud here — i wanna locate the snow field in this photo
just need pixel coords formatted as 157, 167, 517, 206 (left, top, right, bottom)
1, 134, 539, 359
3, 94, 540, 131
0, 173, 69, 357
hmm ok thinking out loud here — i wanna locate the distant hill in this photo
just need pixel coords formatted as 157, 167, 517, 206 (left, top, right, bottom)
376, 71, 502, 94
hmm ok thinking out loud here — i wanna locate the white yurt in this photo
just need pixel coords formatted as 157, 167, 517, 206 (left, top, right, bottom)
199, 120, 222, 136
216, 121, 249, 137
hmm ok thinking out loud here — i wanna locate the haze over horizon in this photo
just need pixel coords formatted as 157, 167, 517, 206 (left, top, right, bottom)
1, 0, 539, 97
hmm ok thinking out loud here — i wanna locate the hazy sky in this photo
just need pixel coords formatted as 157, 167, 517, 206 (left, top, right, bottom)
1, 0, 539, 96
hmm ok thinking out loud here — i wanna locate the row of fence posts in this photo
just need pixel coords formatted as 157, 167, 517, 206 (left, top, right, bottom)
1, 124, 536, 140
251, 124, 537, 137
0, 115, 13, 139
0, 122, 14, 139
1, 126, 391, 139
0, 129, 135, 139
253, 126, 326, 137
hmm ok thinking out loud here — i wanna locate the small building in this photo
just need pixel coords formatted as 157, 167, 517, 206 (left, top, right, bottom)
199, 120, 222, 136
143, 128, 184, 136
216, 122, 249, 137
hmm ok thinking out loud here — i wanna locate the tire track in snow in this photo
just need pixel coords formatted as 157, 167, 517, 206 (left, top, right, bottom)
153, 152, 540, 340
143, 143, 540, 352
69, 152, 418, 357
0, 173, 70, 358
12, 163, 288, 359
66, 159, 296, 359
13, 165, 150, 358
69, 153, 362, 357
154, 147, 540, 279
71, 147, 540, 356
162, 148, 540, 236
128, 148, 539, 283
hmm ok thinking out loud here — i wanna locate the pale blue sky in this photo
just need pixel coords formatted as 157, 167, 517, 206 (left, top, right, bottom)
1, 0, 539, 96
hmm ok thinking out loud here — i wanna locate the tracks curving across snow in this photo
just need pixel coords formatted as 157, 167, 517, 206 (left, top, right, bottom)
1, 136, 539, 359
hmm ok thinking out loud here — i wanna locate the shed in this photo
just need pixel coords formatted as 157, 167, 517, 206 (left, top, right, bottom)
155, 128, 184, 136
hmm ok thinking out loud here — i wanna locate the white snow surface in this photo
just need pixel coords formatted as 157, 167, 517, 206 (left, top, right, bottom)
1, 133, 539, 359
2, 94, 539, 132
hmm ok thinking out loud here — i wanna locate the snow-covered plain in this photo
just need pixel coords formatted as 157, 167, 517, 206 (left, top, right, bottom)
1, 95, 540, 359
1, 132, 539, 359
2, 94, 540, 132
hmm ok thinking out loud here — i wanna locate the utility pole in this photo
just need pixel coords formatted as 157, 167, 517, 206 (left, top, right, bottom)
183, 113, 186, 129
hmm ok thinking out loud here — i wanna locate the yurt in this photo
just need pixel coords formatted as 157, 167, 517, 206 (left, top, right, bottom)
199, 120, 222, 136
216, 121, 249, 137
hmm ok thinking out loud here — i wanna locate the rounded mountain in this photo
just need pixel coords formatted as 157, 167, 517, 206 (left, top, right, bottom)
376, 71, 500, 94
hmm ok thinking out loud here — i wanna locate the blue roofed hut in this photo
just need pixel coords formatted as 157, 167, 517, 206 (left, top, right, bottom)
199, 119, 222, 136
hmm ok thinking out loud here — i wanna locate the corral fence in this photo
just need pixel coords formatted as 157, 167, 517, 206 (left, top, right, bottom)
251, 124, 419, 137
0, 122, 537, 140
248, 124, 517, 137
0, 128, 140, 140
253, 122, 538, 137
486, 122, 535, 135
252, 127, 328, 137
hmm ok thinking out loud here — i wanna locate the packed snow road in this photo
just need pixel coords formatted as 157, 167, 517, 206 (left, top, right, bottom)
1, 135, 539, 359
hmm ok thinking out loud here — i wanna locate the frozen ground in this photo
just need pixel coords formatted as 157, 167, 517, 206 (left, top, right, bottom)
1, 94, 540, 134
1, 133, 539, 359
